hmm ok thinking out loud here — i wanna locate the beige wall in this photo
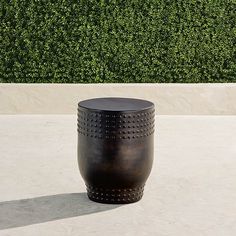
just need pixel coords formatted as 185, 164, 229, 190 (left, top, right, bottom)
0, 83, 236, 115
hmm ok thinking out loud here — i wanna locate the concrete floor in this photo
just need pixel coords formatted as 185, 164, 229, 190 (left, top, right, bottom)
0, 115, 235, 236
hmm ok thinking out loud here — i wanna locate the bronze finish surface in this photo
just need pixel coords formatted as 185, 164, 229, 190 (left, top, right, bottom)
77, 97, 155, 204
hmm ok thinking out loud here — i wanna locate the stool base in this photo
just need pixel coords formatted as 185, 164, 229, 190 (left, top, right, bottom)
86, 185, 144, 204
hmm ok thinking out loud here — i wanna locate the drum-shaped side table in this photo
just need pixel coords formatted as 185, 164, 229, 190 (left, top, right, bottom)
77, 97, 155, 204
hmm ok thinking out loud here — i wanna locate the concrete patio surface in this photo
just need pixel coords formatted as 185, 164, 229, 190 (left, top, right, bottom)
0, 115, 235, 235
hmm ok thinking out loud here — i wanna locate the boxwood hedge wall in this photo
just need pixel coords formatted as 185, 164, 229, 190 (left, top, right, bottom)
1, 0, 236, 83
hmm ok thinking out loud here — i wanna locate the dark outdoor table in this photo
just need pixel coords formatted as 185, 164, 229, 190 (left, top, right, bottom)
77, 97, 155, 204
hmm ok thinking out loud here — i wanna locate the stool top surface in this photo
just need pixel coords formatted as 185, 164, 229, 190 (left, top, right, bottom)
78, 97, 154, 112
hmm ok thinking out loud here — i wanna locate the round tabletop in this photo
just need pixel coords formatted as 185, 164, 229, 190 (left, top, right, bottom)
78, 97, 154, 112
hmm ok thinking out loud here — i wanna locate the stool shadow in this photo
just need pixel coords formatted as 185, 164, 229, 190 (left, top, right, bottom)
0, 192, 121, 230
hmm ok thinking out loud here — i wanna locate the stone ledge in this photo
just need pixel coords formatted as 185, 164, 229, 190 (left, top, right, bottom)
1, 83, 236, 115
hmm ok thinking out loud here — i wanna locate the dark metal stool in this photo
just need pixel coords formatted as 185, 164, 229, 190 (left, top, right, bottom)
77, 97, 155, 204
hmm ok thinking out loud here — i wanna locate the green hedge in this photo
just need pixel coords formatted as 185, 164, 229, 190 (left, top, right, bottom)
1, 0, 236, 83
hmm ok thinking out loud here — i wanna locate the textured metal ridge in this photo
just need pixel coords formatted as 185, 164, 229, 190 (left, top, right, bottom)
86, 185, 144, 204
77, 107, 155, 139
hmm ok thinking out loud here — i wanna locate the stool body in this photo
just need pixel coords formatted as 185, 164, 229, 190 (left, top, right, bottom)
77, 97, 155, 204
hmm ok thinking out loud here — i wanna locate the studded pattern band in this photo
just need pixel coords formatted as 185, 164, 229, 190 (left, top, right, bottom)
86, 185, 145, 204
77, 108, 155, 139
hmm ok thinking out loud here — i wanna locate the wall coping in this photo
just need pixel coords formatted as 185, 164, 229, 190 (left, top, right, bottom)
1, 83, 236, 115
